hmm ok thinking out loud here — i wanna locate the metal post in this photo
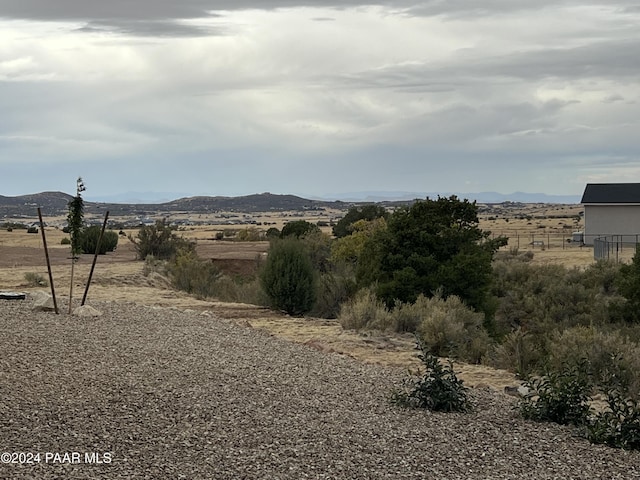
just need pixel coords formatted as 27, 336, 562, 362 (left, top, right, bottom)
37, 208, 59, 314
81, 211, 109, 306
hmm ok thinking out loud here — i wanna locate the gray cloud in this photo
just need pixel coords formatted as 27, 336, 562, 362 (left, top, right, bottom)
2, 0, 639, 36
75, 19, 226, 37
1, 1, 639, 197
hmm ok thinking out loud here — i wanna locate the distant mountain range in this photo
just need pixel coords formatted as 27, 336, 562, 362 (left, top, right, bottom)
86, 190, 582, 205
0, 190, 582, 218
311, 191, 582, 203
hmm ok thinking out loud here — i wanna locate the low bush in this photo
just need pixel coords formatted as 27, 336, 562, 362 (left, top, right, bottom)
392, 340, 472, 413
339, 290, 490, 363
517, 361, 640, 451
311, 269, 357, 319
587, 387, 640, 450
60, 237, 71, 245
210, 276, 268, 305
142, 254, 167, 277
129, 220, 194, 260
80, 226, 118, 254
519, 363, 592, 426
2, 222, 27, 230
338, 288, 391, 331
167, 249, 221, 299
27, 226, 38, 234
24, 272, 48, 287
413, 293, 490, 364
547, 327, 640, 396
489, 328, 544, 378
236, 227, 263, 242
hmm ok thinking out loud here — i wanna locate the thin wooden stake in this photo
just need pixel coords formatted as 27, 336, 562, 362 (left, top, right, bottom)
81, 211, 109, 306
37, 207, 59, 314
69, 258, 75, 315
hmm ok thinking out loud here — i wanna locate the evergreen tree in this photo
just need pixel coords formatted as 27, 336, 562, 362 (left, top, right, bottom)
260, 238, 316, 315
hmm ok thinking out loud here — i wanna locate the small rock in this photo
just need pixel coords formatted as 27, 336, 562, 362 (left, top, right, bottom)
32, 292, 56, 312
73, 305, 103, 317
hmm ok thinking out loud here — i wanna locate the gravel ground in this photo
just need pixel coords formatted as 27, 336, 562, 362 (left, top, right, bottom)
1, 299, 640, 479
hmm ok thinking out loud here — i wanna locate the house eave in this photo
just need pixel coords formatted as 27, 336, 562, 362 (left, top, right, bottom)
583, 203, 640, 207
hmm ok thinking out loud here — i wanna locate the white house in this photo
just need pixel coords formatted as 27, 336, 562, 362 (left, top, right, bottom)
581, 183, 640, 246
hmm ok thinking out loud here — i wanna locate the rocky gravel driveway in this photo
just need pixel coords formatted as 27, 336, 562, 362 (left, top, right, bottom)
1, 300, 639, 479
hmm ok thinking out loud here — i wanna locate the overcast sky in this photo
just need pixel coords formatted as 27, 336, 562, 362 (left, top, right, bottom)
1, 1, 639, 200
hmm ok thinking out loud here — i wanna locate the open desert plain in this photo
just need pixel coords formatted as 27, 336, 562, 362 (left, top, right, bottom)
1, 201, 640, 478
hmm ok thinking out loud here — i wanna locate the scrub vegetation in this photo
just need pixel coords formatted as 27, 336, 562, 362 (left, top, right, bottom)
127, 197, 640, 449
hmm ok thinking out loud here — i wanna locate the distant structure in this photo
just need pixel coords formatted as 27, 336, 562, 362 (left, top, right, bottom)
581, 183, 640, 246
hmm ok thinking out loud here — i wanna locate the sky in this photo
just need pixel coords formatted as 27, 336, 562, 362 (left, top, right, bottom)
1, 0, 639, 201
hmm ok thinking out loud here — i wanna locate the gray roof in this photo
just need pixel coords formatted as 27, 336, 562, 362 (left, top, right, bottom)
581, 183, 640, 204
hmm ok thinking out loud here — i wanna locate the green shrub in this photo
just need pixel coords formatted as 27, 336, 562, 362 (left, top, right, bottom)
210, 276, 268, 305
236, 227, 263, 242
129, 220, 193, 260
388, 300, 423, 333
260, 238, 316, 316
167, 249, 221, 299
357, 196, 507, 314
548, 327, 640, 396
24, 272, 48, 287
519, 363, 592, 426
413, 293, 490, 364
2, 222, 27, 230
142, 254, 167, 277
338, 288, 392, 330
614, 246, 640, 322
266, 227, 280, 238
332, 204, 388, 238
79, 226, 118, 254
311, 269, 357, 319
60, 237, 71, 245
587, 387, 640, 450
280, 220, 320, 239
490, 328, 543, 378
392, 341, 472, 413
339, 290, 491, 363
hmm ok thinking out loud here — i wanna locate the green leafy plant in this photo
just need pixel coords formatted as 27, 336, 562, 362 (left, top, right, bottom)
587, 387, 640, 450
518, 362, 592, 426
392, 340, 472, 413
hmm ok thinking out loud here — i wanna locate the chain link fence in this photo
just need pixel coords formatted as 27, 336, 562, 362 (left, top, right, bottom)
593, 235, 640, 262
490, 230, 583, 251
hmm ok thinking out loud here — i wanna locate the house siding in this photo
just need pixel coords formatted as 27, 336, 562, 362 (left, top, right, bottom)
584, 204, 640, 245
